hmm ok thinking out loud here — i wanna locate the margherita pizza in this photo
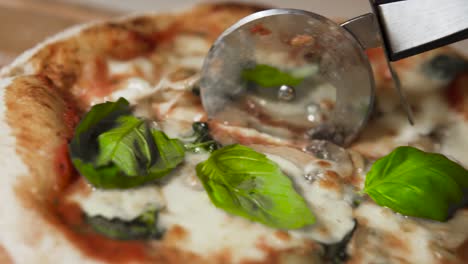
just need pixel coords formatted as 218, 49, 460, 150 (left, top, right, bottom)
0, 3, 467, 264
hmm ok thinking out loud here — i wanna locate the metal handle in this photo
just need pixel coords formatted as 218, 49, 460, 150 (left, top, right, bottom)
372, 0, 468, 61
340, 11, 415, 125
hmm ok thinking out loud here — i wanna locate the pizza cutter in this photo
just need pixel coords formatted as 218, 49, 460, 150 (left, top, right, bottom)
200, 0, 468, 146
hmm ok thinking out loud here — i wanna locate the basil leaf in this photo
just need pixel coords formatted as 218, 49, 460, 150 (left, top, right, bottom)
363, 146, 468, 221
70, 97, 131, 162
184, 122, 220, 153
149, 130, 186, 176
96, 115, 154, 176
70, 98, 185, 189
242, 64, 303, 88
86, 209, 164, 240
196, 144, 315, 229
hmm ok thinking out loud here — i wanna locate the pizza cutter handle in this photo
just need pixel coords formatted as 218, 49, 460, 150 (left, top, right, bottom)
340, 11, 416, 125
371, 0, 468, 62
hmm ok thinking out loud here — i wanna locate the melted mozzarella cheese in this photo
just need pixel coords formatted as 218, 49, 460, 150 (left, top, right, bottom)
174, 35, 211, 57
108, 77, 156, 104
350, 202, 468, 264
171, 35, 210, 70
70, 185, 165, 221
107, 57, 154, 79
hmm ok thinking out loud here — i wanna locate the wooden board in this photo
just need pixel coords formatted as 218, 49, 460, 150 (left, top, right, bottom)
0, 0, 117, 67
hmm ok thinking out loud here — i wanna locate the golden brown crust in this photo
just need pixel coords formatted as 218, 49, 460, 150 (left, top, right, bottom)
6, 75, 78, 201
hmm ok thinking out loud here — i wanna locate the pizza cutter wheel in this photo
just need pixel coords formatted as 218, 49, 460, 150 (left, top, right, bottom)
200, 0, 468, 146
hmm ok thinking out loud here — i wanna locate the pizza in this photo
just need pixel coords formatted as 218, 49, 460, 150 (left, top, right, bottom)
0, 2, 467, 264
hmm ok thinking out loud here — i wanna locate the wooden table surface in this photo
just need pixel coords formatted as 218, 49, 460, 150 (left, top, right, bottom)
0, 0, 117, 68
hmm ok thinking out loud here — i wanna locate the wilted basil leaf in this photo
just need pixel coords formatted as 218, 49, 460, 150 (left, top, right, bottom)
363, 146, 468, 221
184, 122, 220, 153
70, 98, 185, 189
196, 144, 315, 229
86, 209, 163, 240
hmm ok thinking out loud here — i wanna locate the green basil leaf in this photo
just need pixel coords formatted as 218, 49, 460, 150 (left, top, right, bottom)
96, 115, 153, 176
196, 144, 315, 229
70, 98, 185, 189
363, 146, 468, 221
149, 130, 186, 176
86, 209, 164, 240
70, 97, 131, 162
242, 64, 303, 88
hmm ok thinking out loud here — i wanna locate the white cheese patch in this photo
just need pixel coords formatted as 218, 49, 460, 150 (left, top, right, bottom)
107, 57, 154, 78
178, 153, 210, 190
158, 119, 193, 139
163, 73, 200, 91
174, 35, 211, 57
173, 55, 205, 70
108, 77, 156, 104
70, 185, 165, 221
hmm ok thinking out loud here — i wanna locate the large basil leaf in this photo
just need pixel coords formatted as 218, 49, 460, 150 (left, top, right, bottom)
363, 146, 468, 221
196, 144, 315, 229
242, 64, 303, 88
69, 98, 185, 189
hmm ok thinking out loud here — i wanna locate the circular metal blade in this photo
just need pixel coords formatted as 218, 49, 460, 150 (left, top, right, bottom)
200, 9, 375, 146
